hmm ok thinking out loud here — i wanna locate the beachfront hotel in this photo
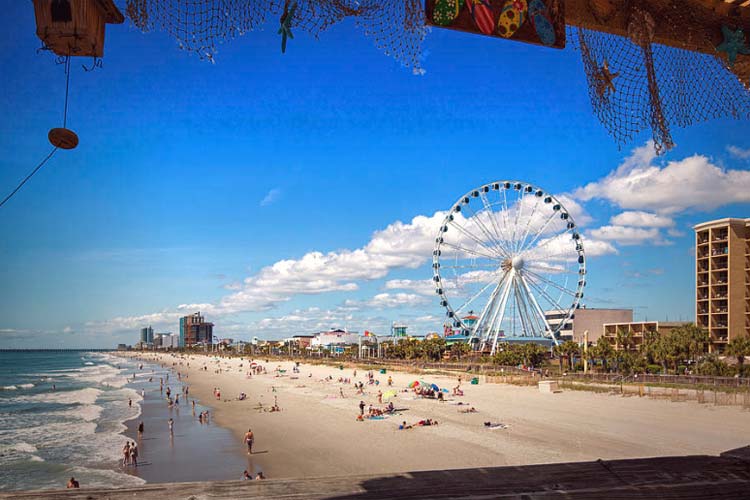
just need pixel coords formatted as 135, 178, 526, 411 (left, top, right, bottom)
602, 321, 691, 351
179, 312, 214, 347
694, 218, 750, 353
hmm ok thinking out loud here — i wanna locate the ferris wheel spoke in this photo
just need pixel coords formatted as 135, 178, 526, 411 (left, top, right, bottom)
524, 263, 578, 276
516, 194, 543, 255
472, 271, 510, 341
523, 273, 570, 315
519, 274, 557, 342
510, 189, 528, 253
462, 203, 511, 258
479, 192, 513, 256
519, 210, 560, 254
447, 220, 505, 260
487, 272, 515, 355
455, 272, 506, 316
513, 279, 533, 337
441, 263, 499, 270
524, 269, 577, 297
522, 227, 574, 258
440, 241, 502, 262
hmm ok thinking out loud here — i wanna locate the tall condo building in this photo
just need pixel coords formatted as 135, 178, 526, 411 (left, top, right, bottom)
179, 312, 214, 347
139, 325, 153, 344
694, 218, 750, 353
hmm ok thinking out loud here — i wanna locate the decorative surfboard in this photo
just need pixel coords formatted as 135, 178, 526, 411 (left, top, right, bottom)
424, 0, 565, 49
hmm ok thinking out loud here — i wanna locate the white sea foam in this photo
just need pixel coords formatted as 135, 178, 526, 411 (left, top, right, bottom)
64, 404, 103, 422
13, 387, 102, 405
2, 442, 38, 454
2, 385, 17, 390
18, 383, 34, 389
83, 362, 94, 366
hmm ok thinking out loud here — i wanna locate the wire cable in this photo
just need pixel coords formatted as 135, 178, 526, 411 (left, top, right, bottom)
0, 148, 59, 209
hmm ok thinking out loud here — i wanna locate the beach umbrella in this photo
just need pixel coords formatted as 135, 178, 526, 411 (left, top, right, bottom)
382, 390, 397, 401
431, 383, 440, 391
408, 381, 420, 388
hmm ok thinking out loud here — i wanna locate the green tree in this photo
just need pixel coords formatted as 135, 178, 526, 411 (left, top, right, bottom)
695, 353, 731, 376
421, 337, 447, 361
727, 336, 750, 369
450, 342, 471, 361
590, 340, 615, 372
559, 340, 580, 371
522, 343, 547, 368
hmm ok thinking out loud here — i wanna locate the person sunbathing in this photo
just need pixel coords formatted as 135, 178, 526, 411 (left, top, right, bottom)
459, 407, 477, 413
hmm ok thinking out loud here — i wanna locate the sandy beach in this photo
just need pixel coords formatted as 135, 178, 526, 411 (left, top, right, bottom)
121, 352, 750, 480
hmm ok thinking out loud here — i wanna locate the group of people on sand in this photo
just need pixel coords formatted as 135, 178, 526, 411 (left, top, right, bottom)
356, 400, 396, 420
398, 419, 438, 430
241, 469, 265, 480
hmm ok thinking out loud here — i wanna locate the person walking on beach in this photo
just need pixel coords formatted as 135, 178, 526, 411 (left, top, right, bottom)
138, 421, 144, 437
66, 477, 79, 488
122, 442, 131, 466
128, 399, 132, 408
244, 428, 254, 454
168, 417, 174, 435
359, 400, 365, 415
377, 390, 382, 404
130, 441, 138, 467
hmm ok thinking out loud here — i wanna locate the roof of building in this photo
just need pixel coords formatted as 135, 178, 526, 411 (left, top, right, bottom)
693, 217, 750, 230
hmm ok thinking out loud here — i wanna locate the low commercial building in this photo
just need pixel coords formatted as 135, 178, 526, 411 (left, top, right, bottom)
311, 329, 360, 348
602, 321, 691, 351
545, 307, 633, 343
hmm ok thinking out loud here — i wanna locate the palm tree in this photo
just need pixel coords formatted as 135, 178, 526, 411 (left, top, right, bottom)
727, 336, 750, 371
450, 342, 471, 361
591, 340, 614, 373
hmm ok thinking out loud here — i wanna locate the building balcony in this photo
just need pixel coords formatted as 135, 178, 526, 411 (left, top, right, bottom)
712, 294, 728, 299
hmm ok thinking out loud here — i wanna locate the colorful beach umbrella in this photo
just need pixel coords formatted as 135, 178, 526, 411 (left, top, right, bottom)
431, 383, 440, 391
408, 381, 420, 388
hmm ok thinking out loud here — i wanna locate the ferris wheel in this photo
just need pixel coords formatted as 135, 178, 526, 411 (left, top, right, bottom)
433, 181, 586, 354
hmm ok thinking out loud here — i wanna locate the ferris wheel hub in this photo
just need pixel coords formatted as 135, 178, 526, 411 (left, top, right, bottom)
511, 256, 525, 271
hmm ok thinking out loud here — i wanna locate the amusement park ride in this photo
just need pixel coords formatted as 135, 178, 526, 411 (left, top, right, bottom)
434, 181, 584, 353
11, 3, 750, 348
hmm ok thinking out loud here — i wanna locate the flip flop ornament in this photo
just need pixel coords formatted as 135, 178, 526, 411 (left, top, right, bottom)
465, 0, 495, 36
278, 1, 297, 54
497, 0, 527, 39
528, 0, 555, 46
433, 0, 462, 26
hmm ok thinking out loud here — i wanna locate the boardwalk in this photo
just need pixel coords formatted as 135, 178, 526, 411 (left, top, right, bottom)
4, 448, 750, 499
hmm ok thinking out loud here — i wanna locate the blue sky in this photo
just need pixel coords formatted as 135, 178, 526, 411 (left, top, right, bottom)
1, 2, 749, 348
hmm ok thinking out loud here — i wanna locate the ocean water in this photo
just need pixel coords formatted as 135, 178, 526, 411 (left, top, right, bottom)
0, 351, 146, 491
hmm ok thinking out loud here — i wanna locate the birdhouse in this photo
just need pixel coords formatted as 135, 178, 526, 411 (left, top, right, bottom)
33, 0, 124, 58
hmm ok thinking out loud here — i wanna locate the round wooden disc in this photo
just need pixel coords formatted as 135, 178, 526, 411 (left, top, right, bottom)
48, 127, 79, 150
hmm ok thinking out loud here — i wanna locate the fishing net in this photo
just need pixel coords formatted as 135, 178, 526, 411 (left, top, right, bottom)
118, 0, 750, 153
121, 0, 426, 72
570, 0, 750, 154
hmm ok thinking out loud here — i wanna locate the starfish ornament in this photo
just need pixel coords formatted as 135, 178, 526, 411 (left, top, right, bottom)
716, 25, 750, 67
278, 1, 297, 54
594, 59, 619, 98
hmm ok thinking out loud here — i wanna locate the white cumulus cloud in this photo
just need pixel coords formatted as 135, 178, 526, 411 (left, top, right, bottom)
575, 142, 750, 214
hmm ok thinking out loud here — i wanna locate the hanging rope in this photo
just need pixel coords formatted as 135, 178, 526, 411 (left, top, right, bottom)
63, 55, 71, 128
0, 148, 59, 209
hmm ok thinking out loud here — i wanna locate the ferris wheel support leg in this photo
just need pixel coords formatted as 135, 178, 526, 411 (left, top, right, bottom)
488, 272, 515, 356
519, 273, 559, 347
471, 271, 508, 351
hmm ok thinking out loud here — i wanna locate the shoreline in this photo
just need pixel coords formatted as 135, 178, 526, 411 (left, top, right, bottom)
118, 352, 750, 480
116, 356, 255, 484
